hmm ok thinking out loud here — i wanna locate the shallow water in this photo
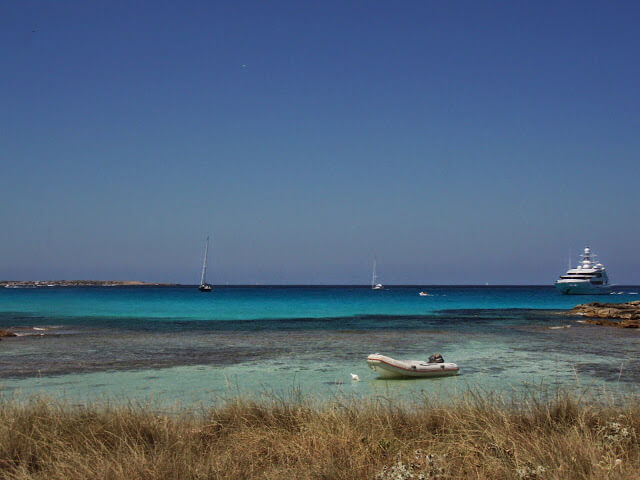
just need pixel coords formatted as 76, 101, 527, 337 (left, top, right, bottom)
1, 286, 639, 404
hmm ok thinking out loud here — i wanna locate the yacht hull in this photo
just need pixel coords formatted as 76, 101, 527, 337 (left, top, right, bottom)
555, 282, 611, 295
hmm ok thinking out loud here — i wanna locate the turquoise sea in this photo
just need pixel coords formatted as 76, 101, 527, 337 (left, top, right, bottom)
1, 286, 639, 404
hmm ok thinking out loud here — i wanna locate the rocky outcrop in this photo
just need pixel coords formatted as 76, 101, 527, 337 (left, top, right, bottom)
570, 301, 640, 328
0, 329, 17, 337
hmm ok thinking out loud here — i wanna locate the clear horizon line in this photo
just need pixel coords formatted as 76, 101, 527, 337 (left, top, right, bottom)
4, 281, 638, 288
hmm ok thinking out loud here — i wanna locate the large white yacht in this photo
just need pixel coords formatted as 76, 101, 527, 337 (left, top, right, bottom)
555, 246, 611, 295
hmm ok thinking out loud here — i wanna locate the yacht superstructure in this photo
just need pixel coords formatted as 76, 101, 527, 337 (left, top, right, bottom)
555, 246, 610, 295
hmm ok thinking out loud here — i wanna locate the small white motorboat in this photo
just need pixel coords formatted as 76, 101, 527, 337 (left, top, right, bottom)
366, 353, 459, 379
418, 291, 429, 296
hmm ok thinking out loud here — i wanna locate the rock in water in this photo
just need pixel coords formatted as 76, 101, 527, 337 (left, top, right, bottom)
570, 302, 640, 328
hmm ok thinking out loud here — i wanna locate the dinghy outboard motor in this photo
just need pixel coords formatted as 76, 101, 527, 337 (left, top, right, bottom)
428, 353, 444, 364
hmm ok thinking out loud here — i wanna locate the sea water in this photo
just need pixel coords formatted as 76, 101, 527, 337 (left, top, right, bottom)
1, 286, 639, 404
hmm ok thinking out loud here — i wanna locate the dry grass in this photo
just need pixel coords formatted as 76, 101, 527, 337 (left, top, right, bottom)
1, 390, 639, 479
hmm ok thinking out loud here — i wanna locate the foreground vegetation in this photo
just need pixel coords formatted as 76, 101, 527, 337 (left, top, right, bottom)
1, 391, 639, 479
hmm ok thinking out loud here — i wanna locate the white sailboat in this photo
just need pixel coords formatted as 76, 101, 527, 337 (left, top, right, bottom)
199, 236, 213, 292
371, 257, 383, 290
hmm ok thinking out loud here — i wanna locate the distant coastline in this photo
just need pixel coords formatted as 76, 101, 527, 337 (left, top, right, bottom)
1, 280, 177, 287
1, 283, 607, 287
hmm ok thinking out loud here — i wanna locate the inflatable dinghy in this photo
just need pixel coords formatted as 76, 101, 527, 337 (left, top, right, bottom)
366, 353, 459, 379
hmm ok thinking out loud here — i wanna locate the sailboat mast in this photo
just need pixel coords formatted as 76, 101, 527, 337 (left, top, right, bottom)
372, 257, 376, 288
200, 236, 209, 285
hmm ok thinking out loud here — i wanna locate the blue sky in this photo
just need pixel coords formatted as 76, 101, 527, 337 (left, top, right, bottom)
1, 1, 639, 284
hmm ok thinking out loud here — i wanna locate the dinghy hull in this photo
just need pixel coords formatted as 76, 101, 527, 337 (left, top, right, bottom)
366, 354, 459, 379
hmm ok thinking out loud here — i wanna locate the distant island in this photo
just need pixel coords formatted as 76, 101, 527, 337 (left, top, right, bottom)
1, 280, 177, 288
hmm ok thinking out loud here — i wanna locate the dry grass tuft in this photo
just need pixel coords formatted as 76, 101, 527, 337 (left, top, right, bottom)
1, 391, 639, 479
